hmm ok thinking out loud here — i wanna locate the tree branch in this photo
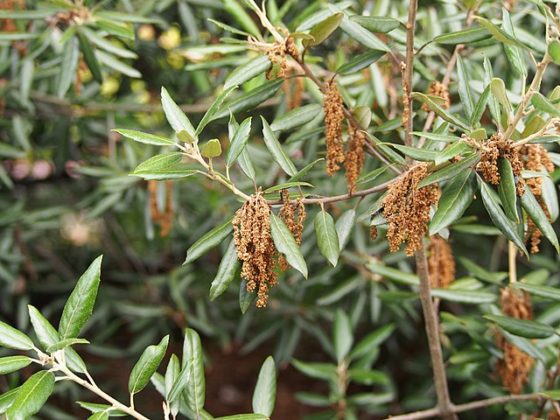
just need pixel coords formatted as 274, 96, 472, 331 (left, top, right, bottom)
402, 0, 418, 148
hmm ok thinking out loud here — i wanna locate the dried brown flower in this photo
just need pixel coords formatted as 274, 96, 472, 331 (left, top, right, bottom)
148, 180, 174, 237
266, 37, 297, 80
427, 235, 455, 288
383, 164, 440, 255
282, 67, 304, 110
520, 144, 554, 197
323, 79, 345, 175
344, 126, 366, 194
496, 287, 534, 394
401, 62, 411, 130
232, 192, 278, 307
370, 225, 378, 240
421, 81, 450, 112
278, 191, 306, 271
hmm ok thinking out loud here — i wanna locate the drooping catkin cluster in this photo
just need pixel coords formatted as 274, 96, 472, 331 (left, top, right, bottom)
383, 164, 440, 255
477, 133, 524, 195
323, 79, 345, 175
282, 66, 304, 110
232, 192, 277, 308
278, 191, 306, 271
496, 287, 534, 394
421, 81, 450, 112
148, 180, 174, 237
266, 37, 297, 80
344, 126, 366, 194
427, 235, 455, 288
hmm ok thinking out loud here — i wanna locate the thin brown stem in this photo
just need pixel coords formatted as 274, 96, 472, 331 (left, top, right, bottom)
508, 241, 517, 283
402, 0, 418, 148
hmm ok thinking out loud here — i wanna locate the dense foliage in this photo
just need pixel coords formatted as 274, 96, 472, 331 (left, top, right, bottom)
1, 0, 560, 419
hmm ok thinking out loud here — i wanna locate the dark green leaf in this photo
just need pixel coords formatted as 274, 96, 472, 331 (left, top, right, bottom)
252, 356, 276, 417
224, 56, 271, 90
128, 335, 169, 395
0, 356, 32, 375
521, 188, 560, 252
497, 158, 519, 222
484, 314, 554, 339
349, 16, 400, 33
227, 117, 252, 166
113, 129, 175, 146
196, 86, 237, 135
433, 27, 490, 44
261, 117, 297, 176
0, 321, 33, 350
57, 37, 79, 98
334, 310, 353, 363
418, 153, 480, 188
182, 329, 205, 414
336, 50, 385, 75
303, 12, 343, 47
270, 213, 307, 278
78, 31, 103, 84
513, 282, 560, 301
6, 371, 55, 420
430, 171, 474, 235
270, 104, 322, 132
46, 338, 89, 353
184, 218, 233, 264
314, 209, 340, 266
209, 240, 240, 301
161, 87, 197, 140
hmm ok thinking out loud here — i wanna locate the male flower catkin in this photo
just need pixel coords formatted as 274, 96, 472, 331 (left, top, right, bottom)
477, 133, 524, 194
421, 81, 450, 112
278, 191, 306, 271
232, 192, 277, 308
323, 79, 345, 175
427, 235, 455, 289
345, 126, 366, 194
496, 287, 534, 394
383, 164, 440, 255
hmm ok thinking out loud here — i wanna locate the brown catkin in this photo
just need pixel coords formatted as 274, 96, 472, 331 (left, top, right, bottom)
496, 287, 534, 394
0, 0, 23, 32
344, 126, 366, 194
383, 164, 440, 255
427, 235, 455, 288
148, 180, 174, 237
232, 192, 277, 308
323, 79, 345, 175
421, 81, 450, 112
401, 62, 411, 130
278, 191, 306, 271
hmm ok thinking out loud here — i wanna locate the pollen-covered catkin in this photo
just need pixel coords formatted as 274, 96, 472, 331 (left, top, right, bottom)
232, 192, 277, 308
421, 81, 450, 112
344, 126, 366, 194
148, 180, 174, 237
383, 164, 440, 255
278, 191, 306, 271
496, 287, 534, 394
323, 79, 345, 175
477, 133, 524, 194
427, 235, 455, 288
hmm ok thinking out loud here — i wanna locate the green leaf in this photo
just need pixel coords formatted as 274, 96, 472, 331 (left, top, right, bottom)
128, 335, 169, 395
182, 329, 205, 415
497, 158, 518, 222
59, 255, 103, 339
490, 78, 513, 115
161, 87, 197, 141
227, 117, 252, 166
132, 153, 197, 180
213, 79, 284, 120
521, 188, 560, 252
113, 129, 175, 146
0, 387, 20, 414
502, 8, 526, 77
239, 279, 255, 314
303, 12, 343, 47
209, 240, 240, 301
270, 104, 322, 132
336, 50, 386, 75
261, 117, 297, 176
548, 40, 560, 65
288, 158, 324, 182
6, 371, 55, 420
431, 289, 496, 304
513, 282, 560, 301
0, 356, 32, 375
366, 262, 419, 286
456, 55, 474, 118
474, 16, 524, 48
292, 359, 336, 381
200, 139, 222, 158
196, 86, 237, 135
531, 92, 560, 117
96, 50, 141, 78
392, 144, 439, 162
184, 217, 233, 265
94, 18, 134, 40
224, 56, 271, 90
339, 14, 390, 52
430, 171, 474, 235
433, 27, 490, 44
0, 321, 33, 350
77, 31, 102, 84
57, 37, 79, 98
349, 325, 394, 361
223, 0, 261, 38
478, 179, 528, 256
166, 355, 185, 403
335, 209, 356, 252
484, 314, 554, 339
349, 16, 400, 33
470, 85, 490, 128
412, 93, 469, 130
334, 310, 353, 363
46, 338, 89, 353
419, 153, 480, 188
435, 141, 472, 165
269, 213, 307, 278
252, 356, 276, 417
314, 209, 340, 266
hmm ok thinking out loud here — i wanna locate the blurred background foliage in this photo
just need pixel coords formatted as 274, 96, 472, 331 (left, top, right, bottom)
1, 0, 560, 418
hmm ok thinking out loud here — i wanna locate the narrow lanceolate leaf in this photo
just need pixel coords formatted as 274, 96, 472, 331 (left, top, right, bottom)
0, 321, 33, 350
433, 27, 490, 44
349, 324, 395, 361
314, 210, 340, 267
78, 31, 103, 84
478, 179, 528, 256
484, 315, 554, 339
59, 255, 103, 339
261, 117, 297, 176
412, 93, 469, 131
57, 37, 79, 98
161, 87, 197, 141
531, 92, 560, 117
0, 387, 20, 414
269, 213, 307, 278
431, 289, 496, 304
224, 56, 271, 90
334, 310, 353, 363
239, 279, 255, 314
335, 209, 356, 252
270, 104, 322, 132
128, 335, 169, 395
209, 240, 240, 301
549, 40, 560, 65
502, 8, 526, 77
336, 50, 386, 75
196, 86, 237, 135
182, 329, 205, 415
184, 218, 233, 264
513, 282, 560, 301
521, 188, 560, 252
474, 17, 525, 48
339, 14, 390, 52
470, 85, 490, 128
252, 356, 276, 417
349, 16, 400, 33
46, 338, 89, 353
303, 12, 343, 47
456, 55, 474, 118
392, 145, 439, 162
133, 152, 197, 180
430, 171, 474, 235
0, 356, 32, 375
6, 371, 55, 420
418, 153, 480, 188
113, 129, 175, 146
227, 117, 252, 166
497, 158, 518, 222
